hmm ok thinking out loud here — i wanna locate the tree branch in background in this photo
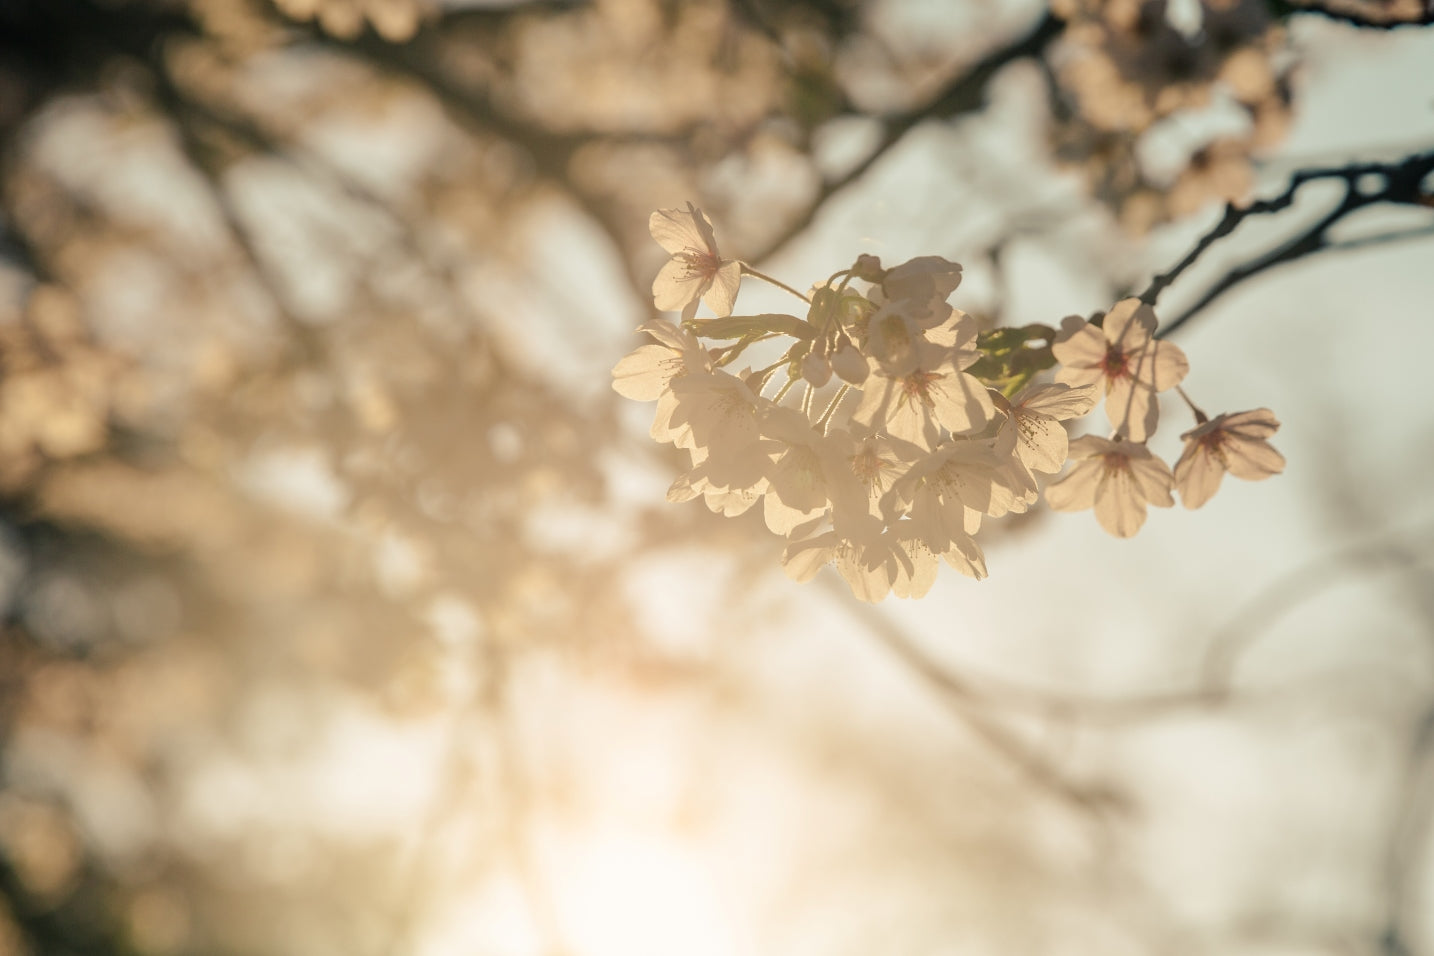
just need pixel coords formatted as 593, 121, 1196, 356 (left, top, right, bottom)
1274, 0, 1434, 29
824, 577, 1126, 816
1138, 149, 1434, 337
750, 12, 1065, 264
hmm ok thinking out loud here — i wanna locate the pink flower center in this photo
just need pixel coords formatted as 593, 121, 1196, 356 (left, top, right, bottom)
1197, 427, 1231, 466
900, 369, 946, 407
676, 249, 720, 281
1100, 345, 1131, 381
1101, 451, 1132, 476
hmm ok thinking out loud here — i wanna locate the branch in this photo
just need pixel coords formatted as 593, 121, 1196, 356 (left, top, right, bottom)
823, 577, 1125, 814
1274, 0, 1434, 29
1200, 518, 1434, 690
749, 12, 1064, 265
1138, 149, 1434, 336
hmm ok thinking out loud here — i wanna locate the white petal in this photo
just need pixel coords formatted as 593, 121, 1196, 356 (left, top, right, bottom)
1105, 380, 1157, 441
1052, 320, 1108, 374
1174, 442, 1224, 509
1014, 411, 1069, 474
1016, 382, 1098, 419
1093, 467, 1145, 537
612, 344, 675, 401
1044, 459, 1101, 512
703, 260, 742, 318
1142, 339, 1189, 392
653, 258, 709, 313
1127, 452, 1174, 506
1225, 437, 1285, 480
1101, 298, 1156, 352
649, 206, 710, 256
1223, 408, 1281, 439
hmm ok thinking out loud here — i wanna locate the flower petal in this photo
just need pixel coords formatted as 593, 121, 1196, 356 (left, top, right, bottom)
1013, 411, 1069, 474
653, 259, 709, 313
1223, 408, 1281, 439
1174, 442, 1224, 509
1127, 451, 1174, 506
1094, 466, 1145, 537
1101, 298, 1156, 352
649, 205, 709, 256
1225, 437, 1286, 480
1044, 459, 1101, 512
1142, 339, 1189, 392
703, 259, 742, 318
1017, 382, 1098, 419
1104, 379, 1157, 441
612, 343, 675, 400
1053, 319, 1108, 376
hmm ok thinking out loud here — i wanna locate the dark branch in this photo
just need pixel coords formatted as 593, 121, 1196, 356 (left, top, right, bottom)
749, 12, 1065, 264
1274, 0, 1434, 29
1139, 149, 1434, 336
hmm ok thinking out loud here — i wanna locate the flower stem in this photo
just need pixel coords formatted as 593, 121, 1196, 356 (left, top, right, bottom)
772, 375, 797, 404
741, 263, 812, 305
1176, 385, 1209, 424
751, 355, 792, 392
800, 382, 814, 418
712, 332, 782, 367
816, 385, 850, 433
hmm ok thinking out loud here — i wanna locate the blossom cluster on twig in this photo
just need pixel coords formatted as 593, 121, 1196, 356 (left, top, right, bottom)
613, 205, 1284, 602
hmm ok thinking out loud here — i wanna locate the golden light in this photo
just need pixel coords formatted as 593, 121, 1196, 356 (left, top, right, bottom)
545, 830, 744, 956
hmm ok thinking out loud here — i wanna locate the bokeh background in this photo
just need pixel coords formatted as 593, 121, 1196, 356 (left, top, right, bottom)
1, 0, 1433, 954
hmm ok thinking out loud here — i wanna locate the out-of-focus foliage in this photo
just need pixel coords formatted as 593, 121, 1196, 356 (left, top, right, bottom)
0, 0, 1431, 954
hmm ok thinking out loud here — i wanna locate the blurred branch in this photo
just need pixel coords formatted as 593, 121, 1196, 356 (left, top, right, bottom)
1380, 705, 1434, 956
1138, 148, 1434, 336
1274, 0, 1434, 29
153, 80, 502, 339
749, 12, 1064, 264
1201, 517, 1434, 689
298, 18, 659, 302
383, 644, 575, 956
826, 578, 1124, 815
156, 89, 327, 364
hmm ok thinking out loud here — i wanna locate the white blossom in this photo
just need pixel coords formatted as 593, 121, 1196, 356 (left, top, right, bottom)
1174, 408, 1284, 509
1053, 299, 1188, 441
649, 203, 742, 319
1044, 435, 1174, 537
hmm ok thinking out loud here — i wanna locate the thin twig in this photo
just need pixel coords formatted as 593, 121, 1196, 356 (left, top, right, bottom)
1137, 149, 1434, 336
1273, 0, 1434, 29
750, 12, 1064, 265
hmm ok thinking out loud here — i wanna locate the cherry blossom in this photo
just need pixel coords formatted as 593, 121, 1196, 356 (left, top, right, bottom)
997, 381, 1099, 476
612, 212, 1285, 601
851, 331, 994, 449
1044, 435, 1174, 537
1053, 299, 1188, 441
649, 203, 742, 319
610, 321, 712, 445
1174, 408, 1285, 509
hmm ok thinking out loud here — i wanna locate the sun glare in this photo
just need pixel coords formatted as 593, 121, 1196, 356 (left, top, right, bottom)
417, 829, 746, 956
549, 832, 742, 956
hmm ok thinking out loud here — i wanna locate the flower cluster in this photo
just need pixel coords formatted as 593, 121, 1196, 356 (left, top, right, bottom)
614, 205, 1284, 601
1050, 0, 1293, 231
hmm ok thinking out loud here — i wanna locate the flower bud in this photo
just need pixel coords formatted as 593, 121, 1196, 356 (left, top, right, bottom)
801, 350, 833, 387
852, 253, 885, 283
832, 341, 868, 384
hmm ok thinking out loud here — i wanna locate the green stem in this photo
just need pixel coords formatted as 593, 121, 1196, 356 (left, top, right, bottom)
741, 263, 812, 305
816, 385, 851, 433
772, 375, 798, 404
